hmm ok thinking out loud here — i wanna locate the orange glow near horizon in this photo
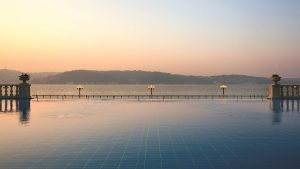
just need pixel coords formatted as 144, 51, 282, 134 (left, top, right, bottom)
1, 0, 300, 77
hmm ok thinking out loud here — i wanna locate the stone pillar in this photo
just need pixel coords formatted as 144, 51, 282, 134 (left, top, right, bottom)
268, 84, 281, 99
18, 74, 31, 99
18, 83, 31, 99
268, 74, 282, 99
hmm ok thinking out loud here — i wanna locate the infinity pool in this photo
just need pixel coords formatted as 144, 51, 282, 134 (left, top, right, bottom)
0, 100, 300, 169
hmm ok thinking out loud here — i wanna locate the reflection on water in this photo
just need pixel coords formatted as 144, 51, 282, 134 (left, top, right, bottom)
270, 99, 300, 124
1, 99, 299, 126
0, 99, 30, 124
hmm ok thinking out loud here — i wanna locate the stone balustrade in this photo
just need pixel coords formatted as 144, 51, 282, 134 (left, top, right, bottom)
0, 83, 30, 99
280, 85, 300, 97
0, 74, 31, 99
268, 75, 300, 99
0, 84, 20, 98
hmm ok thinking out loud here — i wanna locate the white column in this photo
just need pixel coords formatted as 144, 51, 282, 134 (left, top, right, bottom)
4, 86, 8, 97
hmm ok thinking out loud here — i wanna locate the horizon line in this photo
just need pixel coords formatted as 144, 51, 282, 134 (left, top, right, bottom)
1, 68, 299, 79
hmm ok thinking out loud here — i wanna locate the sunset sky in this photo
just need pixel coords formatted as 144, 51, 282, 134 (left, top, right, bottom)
0, 0, 299, 77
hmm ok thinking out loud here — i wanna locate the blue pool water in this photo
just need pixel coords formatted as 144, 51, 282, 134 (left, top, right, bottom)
0, 99, 300, 169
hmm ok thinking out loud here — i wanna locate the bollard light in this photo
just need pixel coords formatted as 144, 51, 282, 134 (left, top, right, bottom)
219, 84, 228, 96
148, 85, 156, 96
76, 85, 84, 98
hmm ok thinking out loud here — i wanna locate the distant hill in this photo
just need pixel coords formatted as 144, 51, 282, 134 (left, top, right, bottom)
31, 70, 270, 84
0, 69, 21, 83
281, 78, 300, 84
0, 69, 58, 84
1, 69, 299, 84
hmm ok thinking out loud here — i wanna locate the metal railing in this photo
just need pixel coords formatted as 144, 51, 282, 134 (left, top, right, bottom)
32, 94, 268, 101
